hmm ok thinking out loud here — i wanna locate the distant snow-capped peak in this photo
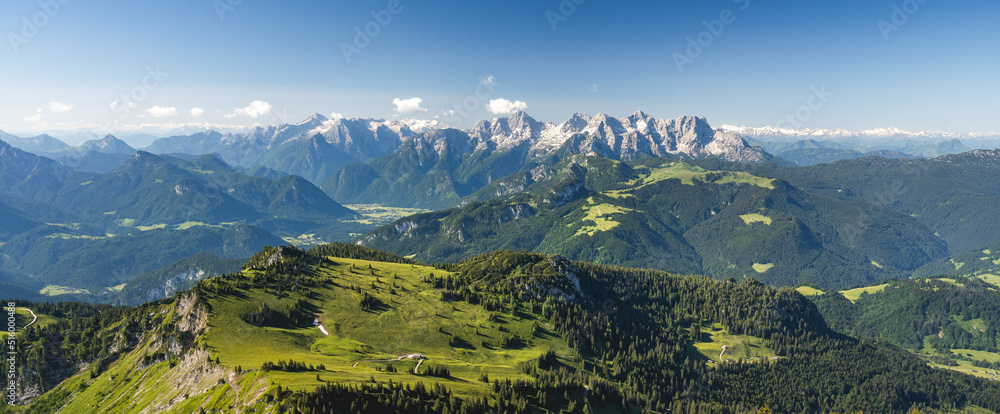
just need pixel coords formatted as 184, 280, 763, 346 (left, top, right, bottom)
720, 125, 1000, 142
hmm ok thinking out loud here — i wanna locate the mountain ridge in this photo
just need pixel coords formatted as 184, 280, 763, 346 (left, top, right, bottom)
357, 156, 948, 288
140, 112, 774, 193
321, 112, 775, 209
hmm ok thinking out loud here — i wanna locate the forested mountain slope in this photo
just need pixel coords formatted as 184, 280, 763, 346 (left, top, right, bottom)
9, 244, 999, 413
360, 156, 947, 289
727, 150, 1000, 252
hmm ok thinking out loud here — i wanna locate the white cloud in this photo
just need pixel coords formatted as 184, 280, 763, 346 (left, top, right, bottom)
109, 101, 136, 110
226, 100, 273, 118
24, 113, 42, 123
392, 97, 428, 114
47, 102, 75, 112
486, 98, 528, 115
146, 106, 179, 118
592, 84, 599, 92
190, 107, 205, 117
481, 74, 496, 86
330, 112, 344, 119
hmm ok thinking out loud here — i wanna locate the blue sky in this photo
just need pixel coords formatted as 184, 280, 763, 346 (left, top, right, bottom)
1, 0, 998, 139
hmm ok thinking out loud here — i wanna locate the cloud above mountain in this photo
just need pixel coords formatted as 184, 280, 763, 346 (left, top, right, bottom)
487, 98, 527, 115
392, 97, 427, 114
227, 100, 273, 118
47, 102, 75, 112
24, 112, 42, 123
146, 106, 179, 118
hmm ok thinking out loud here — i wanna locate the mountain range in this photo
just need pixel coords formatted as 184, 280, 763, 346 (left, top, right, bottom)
722, 125, 992, 166
3, 112, 1000, 301
5, 112, 1000, 413
321, 112, 776, 209
721, 125, 1000, 147
5, 134, 138, 174
137, 112, 774, 193
6, 113, 997, 201
0, 139, 358, 297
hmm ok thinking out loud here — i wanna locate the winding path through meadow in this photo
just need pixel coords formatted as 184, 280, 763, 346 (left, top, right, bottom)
24, 308, 38, 328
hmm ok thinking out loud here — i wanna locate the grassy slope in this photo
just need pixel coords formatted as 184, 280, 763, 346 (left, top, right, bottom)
573, 197, 636, 237
795, 286, 825, 297
203, 257, 579, 400
12, 299, 278, 414
980, 274, 1000, 287
13, 307, 56, 331
13, 251, 775, 413
839, 284, 889, 303
916, 335, 1000, 381
14, 255, 616, 412
692, 324, 778, 363
622, 163, 775, 191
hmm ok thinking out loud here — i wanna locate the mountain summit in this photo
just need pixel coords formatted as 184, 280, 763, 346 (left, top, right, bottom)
80, 134, 136, 154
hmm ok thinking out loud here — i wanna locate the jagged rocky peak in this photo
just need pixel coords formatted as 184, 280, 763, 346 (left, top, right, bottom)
587, 113, 625, 129
469, 111, 545, 148
561, 113, 592, 133
529, 111, 772, 162
624, 110, 652, 123
574, 114, 623, 146
506, 110, 543, 129
671, 115, 712, 134
303, 113, 329, 123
